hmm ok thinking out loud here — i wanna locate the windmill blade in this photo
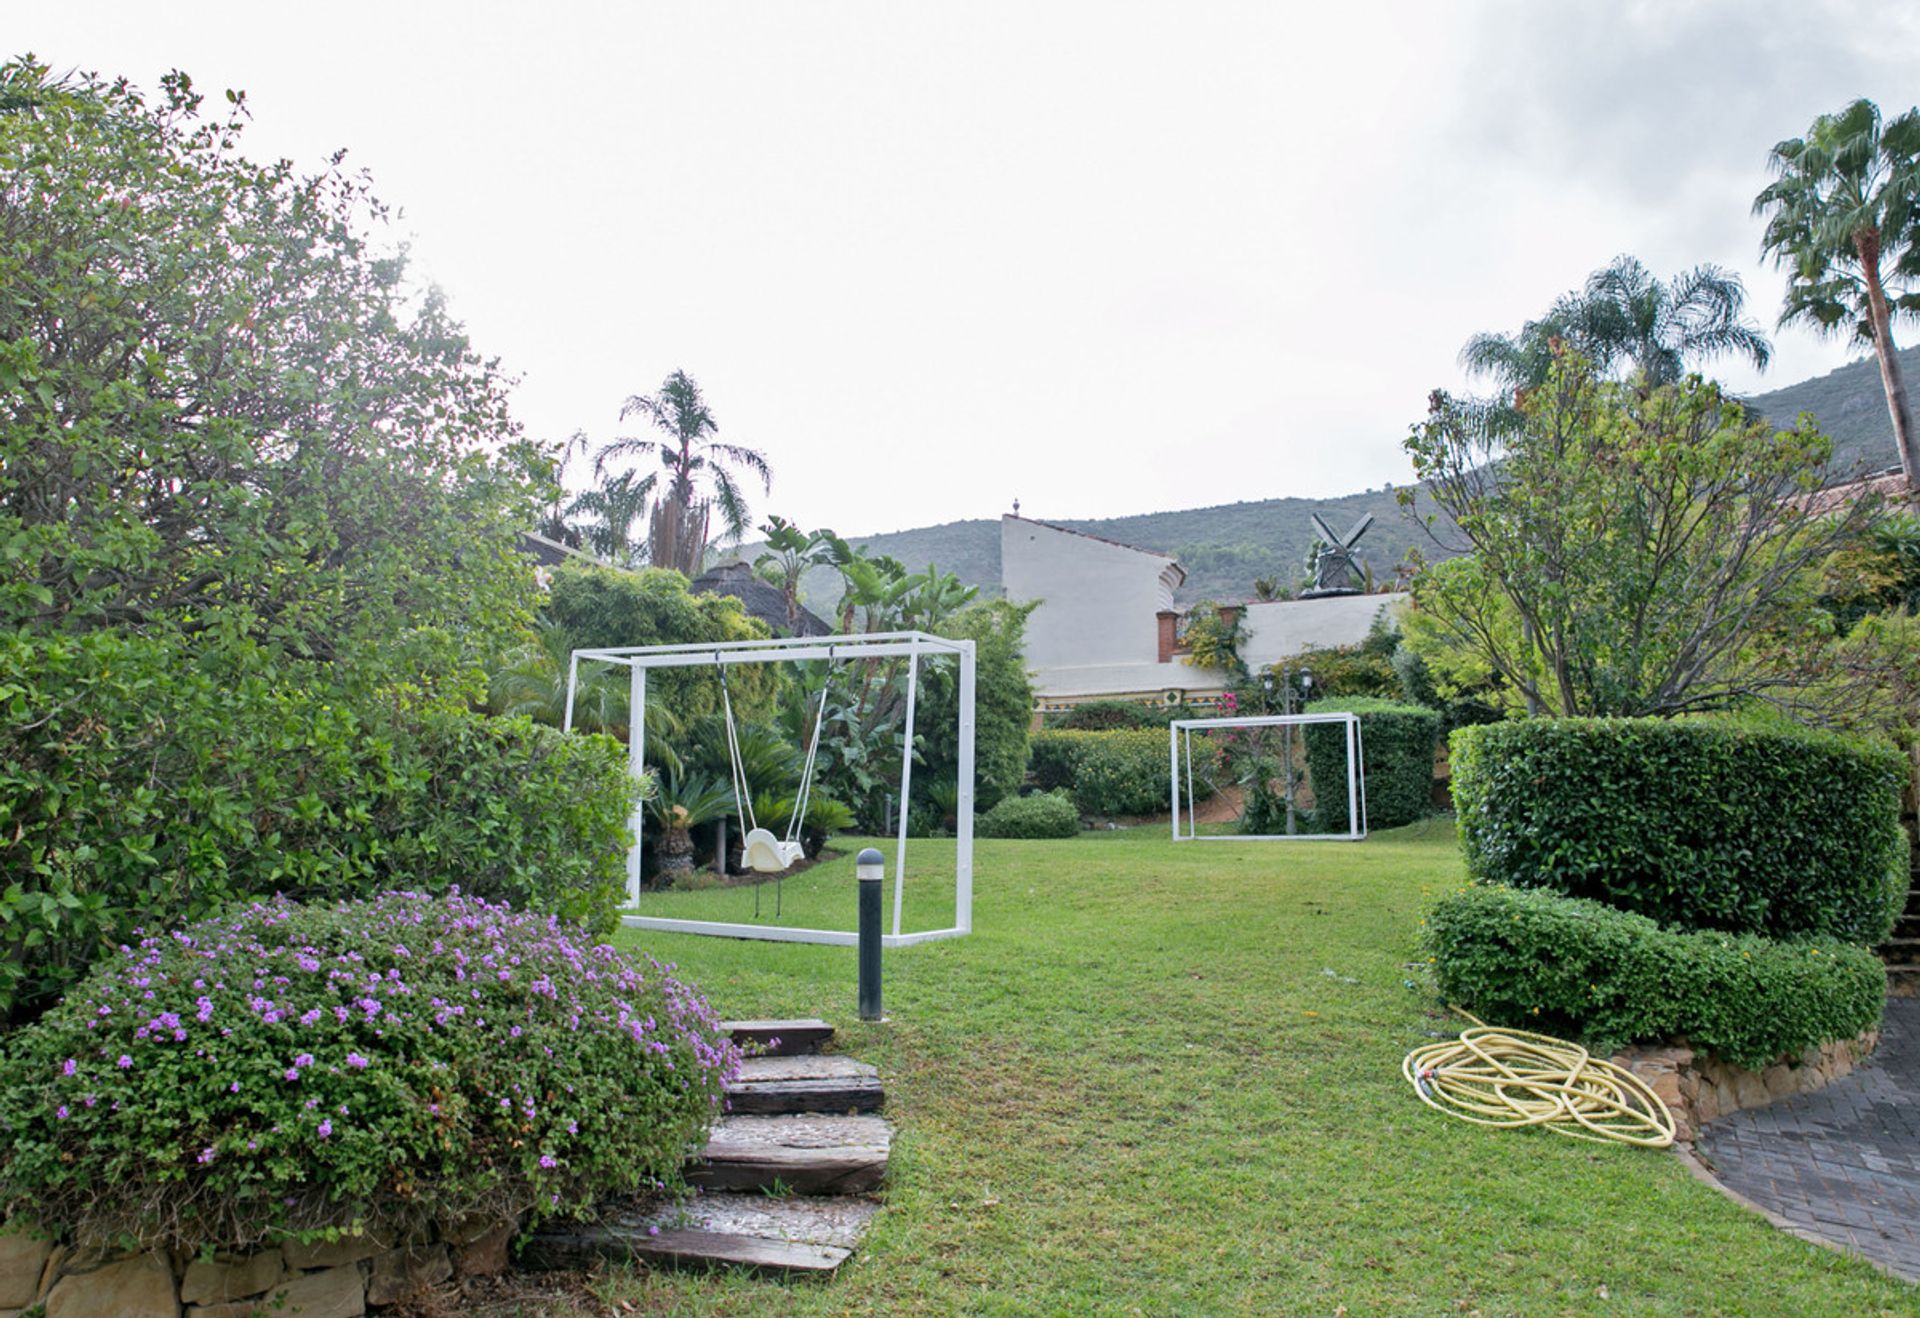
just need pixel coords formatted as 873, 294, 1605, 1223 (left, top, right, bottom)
1309, 514, 1342, 546
1340, 513, 1375, 549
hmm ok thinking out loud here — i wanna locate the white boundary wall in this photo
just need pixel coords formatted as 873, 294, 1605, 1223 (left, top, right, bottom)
1168, 712, 1367, 842
565, 631, 974, 947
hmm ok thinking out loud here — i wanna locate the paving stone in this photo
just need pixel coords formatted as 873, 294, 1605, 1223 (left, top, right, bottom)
1698, 997, 1920, 1282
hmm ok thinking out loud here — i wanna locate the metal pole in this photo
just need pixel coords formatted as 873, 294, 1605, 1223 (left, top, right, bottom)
893, 641, 919, 937
954, 643, 976, 936
1168, 723, 1181, 842
627, 664, 646, 907
562, 653, 581, 734
857, 848, 884, 1021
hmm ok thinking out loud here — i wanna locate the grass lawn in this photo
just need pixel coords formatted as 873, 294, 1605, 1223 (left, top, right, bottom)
592, 821, 1918, 1316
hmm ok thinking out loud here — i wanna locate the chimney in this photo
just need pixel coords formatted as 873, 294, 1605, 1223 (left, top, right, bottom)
1216, 604, 1241, 630
1156, 609, 1181, 664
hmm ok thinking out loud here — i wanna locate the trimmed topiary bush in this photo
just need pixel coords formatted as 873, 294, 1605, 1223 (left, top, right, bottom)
1424, 884, 1886, 1068
1028, 730, 1170, 816
1303, 697, 1440, 831
978, 792, 1081, 839
1049, 700, 1166, 731
1450, 718, 1909, 943
0, 891, 737, 1251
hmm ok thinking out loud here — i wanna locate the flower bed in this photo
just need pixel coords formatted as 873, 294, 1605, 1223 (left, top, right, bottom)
0, 891, 738, 1253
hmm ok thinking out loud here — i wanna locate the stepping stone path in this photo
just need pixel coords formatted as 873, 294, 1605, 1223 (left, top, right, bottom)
525, 1020, 890, 1277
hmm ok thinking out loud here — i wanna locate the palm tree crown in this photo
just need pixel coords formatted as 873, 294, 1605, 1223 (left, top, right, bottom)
1462, 255, 1772, 394
1754, 96, 1920, 488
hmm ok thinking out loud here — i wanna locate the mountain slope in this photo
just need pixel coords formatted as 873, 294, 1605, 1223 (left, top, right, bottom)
787, 349, 1911, 609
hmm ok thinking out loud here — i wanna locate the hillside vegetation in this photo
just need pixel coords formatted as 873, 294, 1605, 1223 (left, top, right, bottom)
779, 351, 1909, 609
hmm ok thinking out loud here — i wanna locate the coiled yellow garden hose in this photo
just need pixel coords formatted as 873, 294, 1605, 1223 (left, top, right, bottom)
1402, 1011, 1676, 1148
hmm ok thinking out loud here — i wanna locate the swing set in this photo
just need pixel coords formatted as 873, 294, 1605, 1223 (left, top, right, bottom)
564, 631, 977, 947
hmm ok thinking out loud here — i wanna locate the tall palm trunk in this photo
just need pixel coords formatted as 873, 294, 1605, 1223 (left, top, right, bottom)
1857, 231, 1920, 492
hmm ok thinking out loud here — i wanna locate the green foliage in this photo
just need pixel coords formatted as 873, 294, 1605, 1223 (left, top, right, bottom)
1424, 885, 1886, 1068
0, 892, 735, 1251
1028, 730, 1170, 817
541, 563, 778, 725
915, 599, 1037, 813
1404, 351, 1880, 718
1048, 701, 1171, 731
0, 61, 544, 702
977, 792, 1081, 839
1449, 718, 1909, 943
0, 631, 636, 1024
1179, 602, 1247, 677
1303, 698, 1440, 831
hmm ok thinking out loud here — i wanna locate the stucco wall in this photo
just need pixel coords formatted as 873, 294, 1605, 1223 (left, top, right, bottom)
1002, 516, 1182, 670
1241, 593, 1407, 670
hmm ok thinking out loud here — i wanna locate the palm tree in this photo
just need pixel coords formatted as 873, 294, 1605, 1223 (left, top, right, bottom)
592, 370, 772, 575
645, 769, 735, 883
1754, 97, 1920, 491
1462, 255, 1771, 395
753, 516, 832, 634
565, 469, 655, 567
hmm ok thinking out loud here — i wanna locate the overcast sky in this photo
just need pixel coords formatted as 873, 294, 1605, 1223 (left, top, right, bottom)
19, 3, 1920, 536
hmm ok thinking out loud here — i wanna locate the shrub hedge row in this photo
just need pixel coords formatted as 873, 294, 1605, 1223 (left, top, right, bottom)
1424, 884, 1887, 1068
1029, 729, 1170, 817
1303, 697, 1440, 831
1450, 717, 1909, 943
977, 791, 1081, 839
0, 632, 637, 1023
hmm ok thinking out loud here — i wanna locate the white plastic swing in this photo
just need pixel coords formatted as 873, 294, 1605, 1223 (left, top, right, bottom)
717, 660, 831, 874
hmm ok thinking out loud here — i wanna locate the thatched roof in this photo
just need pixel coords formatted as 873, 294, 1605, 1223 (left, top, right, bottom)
691, 561, 833, 637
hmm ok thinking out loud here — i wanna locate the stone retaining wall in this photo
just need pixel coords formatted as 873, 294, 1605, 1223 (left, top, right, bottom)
0, 1216, 512, 1317
1610, 1029, 1880, 1143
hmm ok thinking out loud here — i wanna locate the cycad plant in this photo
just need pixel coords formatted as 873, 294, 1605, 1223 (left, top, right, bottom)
645, 770, 734, 883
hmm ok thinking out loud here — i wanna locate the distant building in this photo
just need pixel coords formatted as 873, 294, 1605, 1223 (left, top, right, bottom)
690, 561, 833, 637
1001, 514, 1406, 710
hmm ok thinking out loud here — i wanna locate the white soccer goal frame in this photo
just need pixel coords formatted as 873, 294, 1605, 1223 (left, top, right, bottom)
564, 630, 975, 947
1168, 712, 1367, 842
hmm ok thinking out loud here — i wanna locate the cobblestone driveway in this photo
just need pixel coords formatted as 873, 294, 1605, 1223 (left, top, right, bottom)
1695, 997, 1920, 1282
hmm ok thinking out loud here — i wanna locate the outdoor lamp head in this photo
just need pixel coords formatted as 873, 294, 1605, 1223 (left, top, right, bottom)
856, 847, 885, 884
1300, 670, 1313, 690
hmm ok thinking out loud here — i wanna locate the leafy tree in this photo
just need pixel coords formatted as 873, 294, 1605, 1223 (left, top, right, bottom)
1252, 575, 1288, 602
914, 599, 1039, 813
754, 515, 834, 633
591, 370, 771, 574
1462, 255, 1771, 398
0, 60, 545, 700
566, 469, 653, 567
1402, 349, 1881, 718
1754, 97, 1920, 490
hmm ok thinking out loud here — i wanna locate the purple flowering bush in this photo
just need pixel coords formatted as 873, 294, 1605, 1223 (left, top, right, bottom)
0, 891, 739, 1251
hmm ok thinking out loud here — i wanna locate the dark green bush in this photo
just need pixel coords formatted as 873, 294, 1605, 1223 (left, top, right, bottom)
978, 792, 1081, 839
1424, 885, 1886, 1068
1049, 700, 1166, 731
1450, 718, 1909, 942
0, 632, 637, 1024
0, 891, 736, 1250
1028, 729, 1170, 816
1303, 698, 1440, 831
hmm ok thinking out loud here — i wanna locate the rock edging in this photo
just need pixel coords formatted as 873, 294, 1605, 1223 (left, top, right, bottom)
1610, 1029, 1880, 1142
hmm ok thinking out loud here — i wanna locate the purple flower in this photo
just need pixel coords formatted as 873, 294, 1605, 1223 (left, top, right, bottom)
284, 1068, 301, 1082
294, 1053, 314, 1068
317, 1119, 332, 1139
229, 1081, 241, 1093
55, 1105, 69, 1120
345, 1053, 369, 1070
539, 1154, 556, 1169
116, 1055, 132, 1069
61, 1058, 77, 1077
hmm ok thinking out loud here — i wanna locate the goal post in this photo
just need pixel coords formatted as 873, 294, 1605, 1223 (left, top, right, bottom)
1168, 711, 1367, 842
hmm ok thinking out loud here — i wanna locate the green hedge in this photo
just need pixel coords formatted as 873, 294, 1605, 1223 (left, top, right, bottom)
1028, 729, 1170, 816
0, 632, 637, 1024
1303, 697, 1440, 831
978, 792, 1081, 839
1450, 718, 1909, 943
1424, 885, 1886, 1068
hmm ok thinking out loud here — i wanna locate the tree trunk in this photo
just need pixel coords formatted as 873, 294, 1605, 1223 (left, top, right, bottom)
1859, 241, 1920, 492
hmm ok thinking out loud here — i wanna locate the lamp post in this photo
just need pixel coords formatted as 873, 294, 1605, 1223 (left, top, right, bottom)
856, 848, 884, 1021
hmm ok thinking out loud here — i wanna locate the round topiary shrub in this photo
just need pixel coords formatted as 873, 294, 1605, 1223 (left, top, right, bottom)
978, 792, 1081, 839
1450, 718, 1909, 942
0, 891, 738, 1252
1302, 697, 1441, 831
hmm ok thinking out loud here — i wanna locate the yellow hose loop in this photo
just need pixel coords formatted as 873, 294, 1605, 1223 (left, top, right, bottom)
1403, 1015, 1676, 1149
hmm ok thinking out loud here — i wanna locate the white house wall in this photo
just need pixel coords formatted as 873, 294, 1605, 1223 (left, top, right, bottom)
1002, 516, 1180, 669
1240, 593, 1409, 671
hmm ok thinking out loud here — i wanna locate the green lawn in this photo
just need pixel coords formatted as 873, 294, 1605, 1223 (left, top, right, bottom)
597, 822, 1918, 1316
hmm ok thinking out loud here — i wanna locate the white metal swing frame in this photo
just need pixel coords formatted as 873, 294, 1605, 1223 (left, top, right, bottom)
564, 630, 976, 947
1168, 712, 1368, 842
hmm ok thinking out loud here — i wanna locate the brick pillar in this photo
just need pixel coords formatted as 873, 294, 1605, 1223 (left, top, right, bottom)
1156, 610, 1181, 664
1216, 604, 1242, 630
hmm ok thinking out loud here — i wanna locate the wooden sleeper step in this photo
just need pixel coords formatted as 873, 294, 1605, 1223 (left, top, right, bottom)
726, 1054, 884, 1115
689, 1113, 892, 1195
722, 1018, 834, 1056
522, 1191, 879, 1277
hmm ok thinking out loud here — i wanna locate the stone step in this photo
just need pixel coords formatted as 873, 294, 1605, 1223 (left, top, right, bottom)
723, 1018, 834, 1056
1888, 965, 1920, 997
726, 1054, 884, 1116
689, 1113, 892, 1195
521, 1192, 880, 1277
